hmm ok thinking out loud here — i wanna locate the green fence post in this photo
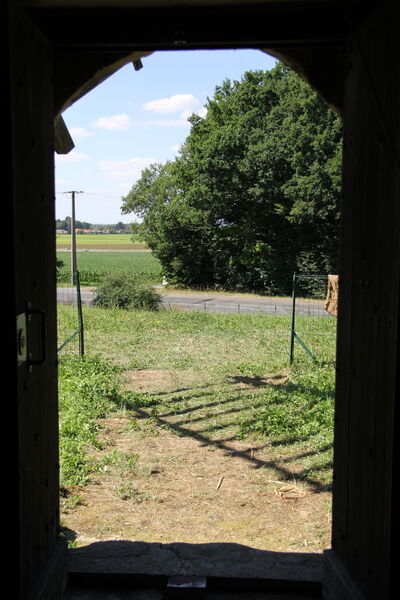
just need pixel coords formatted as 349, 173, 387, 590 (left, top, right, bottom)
76, 271, 85, 357
290, 272, 296, 364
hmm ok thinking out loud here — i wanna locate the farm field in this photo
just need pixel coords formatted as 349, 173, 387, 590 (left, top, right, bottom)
57, 250, 162, 286
58, 305, 335, 555
56, 233, 147, 250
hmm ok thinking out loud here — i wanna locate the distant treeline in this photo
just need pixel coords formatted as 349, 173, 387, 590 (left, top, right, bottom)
55, 218, 144, 235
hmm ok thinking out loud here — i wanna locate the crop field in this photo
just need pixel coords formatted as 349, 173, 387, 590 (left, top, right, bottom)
58, 305, 336, 553
57, 250, 162, 286
56, 233, 146, 249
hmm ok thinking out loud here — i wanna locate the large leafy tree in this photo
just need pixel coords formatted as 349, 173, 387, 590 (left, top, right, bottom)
121, 63, 342, 294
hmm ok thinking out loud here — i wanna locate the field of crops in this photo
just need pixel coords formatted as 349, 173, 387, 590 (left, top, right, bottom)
57, 250, 162, 286
56, 233, 145, 247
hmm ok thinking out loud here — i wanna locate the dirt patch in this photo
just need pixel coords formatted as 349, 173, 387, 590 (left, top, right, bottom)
61, 369, 332, 555
123, 369, 206, 394
62, 421, 331, 552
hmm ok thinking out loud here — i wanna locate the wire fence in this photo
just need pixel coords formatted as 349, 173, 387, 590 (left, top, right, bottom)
163, 301, 291, 315
57, 271, 84, 357
289, 273, 337, 363
55, 273, 335, 364
162, 296, 329, 318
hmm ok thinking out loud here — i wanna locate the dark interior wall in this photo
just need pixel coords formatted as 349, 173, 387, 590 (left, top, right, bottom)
264, 46, 345, 115
8, 1, 399, 599
4, 1, 19, 592
324, 3, 400, 599
9, 5, 67, 599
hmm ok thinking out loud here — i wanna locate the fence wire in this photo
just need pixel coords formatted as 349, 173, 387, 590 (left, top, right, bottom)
163, 301, 290, 315
57, 271, 84, 356
290, 273, 337, 364
162, 297, 330, 318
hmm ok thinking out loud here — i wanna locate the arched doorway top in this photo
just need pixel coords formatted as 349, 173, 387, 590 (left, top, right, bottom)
26, 0, 348, 118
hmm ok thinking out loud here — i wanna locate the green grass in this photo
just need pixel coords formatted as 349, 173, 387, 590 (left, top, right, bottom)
57, 250, 162, 285
58, 305, 336, 492
58, 354, 124, 486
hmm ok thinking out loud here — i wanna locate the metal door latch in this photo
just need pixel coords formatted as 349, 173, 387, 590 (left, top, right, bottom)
16, 308, 46, 367
16, 313, 27, 366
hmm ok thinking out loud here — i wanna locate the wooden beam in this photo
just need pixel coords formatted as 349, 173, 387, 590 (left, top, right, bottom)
54, 114, 74, 154
28, 2, 348, 50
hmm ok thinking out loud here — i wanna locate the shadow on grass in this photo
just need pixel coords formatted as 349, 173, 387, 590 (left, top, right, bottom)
229, 374, 287, 387
124, 373, 333, 494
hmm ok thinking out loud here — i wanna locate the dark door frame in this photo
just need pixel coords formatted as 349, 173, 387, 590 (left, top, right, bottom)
11, 2, 399, 599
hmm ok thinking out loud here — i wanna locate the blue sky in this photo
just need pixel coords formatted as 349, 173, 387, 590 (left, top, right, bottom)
55, 49, 276, 224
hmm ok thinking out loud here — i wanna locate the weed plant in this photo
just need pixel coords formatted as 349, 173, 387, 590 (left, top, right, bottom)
58, 354, 123, 486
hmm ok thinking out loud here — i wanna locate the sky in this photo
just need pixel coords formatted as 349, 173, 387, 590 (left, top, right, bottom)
55, 49, 277, 225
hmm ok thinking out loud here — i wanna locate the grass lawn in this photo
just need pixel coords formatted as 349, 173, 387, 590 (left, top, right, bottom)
58, 305, 336, 551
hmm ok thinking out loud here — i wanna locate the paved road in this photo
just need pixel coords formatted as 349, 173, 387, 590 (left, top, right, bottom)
162, 292, 290, 315
57, 287, 329, 317
57, 287, 95, 307
161, 292, 329, 316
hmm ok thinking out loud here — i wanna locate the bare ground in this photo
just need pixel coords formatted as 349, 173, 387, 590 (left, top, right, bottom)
61, 369, 332, 555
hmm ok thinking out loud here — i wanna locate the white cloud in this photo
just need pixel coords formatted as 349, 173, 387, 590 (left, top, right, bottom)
142, 94, 201, 115
170, 144, 182, 154
92, 113, 133, 131
194, 106, 208, 119
141, 95, 207, 127
90, 98, 206, 133
119, 182, 133, 191
69, 127, 92, 138
55, 151, 90, 164
144, 119, 189, 127
98, 157, 155, 180
179, 106, 208, 120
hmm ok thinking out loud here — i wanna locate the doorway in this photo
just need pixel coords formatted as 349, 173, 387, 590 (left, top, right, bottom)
55, 49, 339, 580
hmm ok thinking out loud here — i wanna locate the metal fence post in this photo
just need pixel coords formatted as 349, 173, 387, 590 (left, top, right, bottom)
57, 270, 85, 356
290, 272, 297, 364
289, 273, 333, 363
76, 270, 85, 357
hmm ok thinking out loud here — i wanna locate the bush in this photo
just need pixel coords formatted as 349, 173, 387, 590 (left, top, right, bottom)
93, 273, 162, 311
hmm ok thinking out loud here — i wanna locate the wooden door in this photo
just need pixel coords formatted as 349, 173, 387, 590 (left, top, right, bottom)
8, 5, 67, 599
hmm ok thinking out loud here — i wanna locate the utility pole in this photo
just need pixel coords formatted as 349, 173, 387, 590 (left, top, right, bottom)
64, 191, 83, 284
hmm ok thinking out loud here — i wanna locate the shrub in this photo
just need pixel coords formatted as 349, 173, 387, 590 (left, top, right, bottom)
56, 259, 66, 282
93, 273, 162, 311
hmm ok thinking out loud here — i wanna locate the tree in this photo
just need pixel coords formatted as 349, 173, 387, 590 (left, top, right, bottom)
122, 161, 214, 285
121, 63, 342, 294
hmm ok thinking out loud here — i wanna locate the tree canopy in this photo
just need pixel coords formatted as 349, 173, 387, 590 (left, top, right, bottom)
121, 63, 342, 295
